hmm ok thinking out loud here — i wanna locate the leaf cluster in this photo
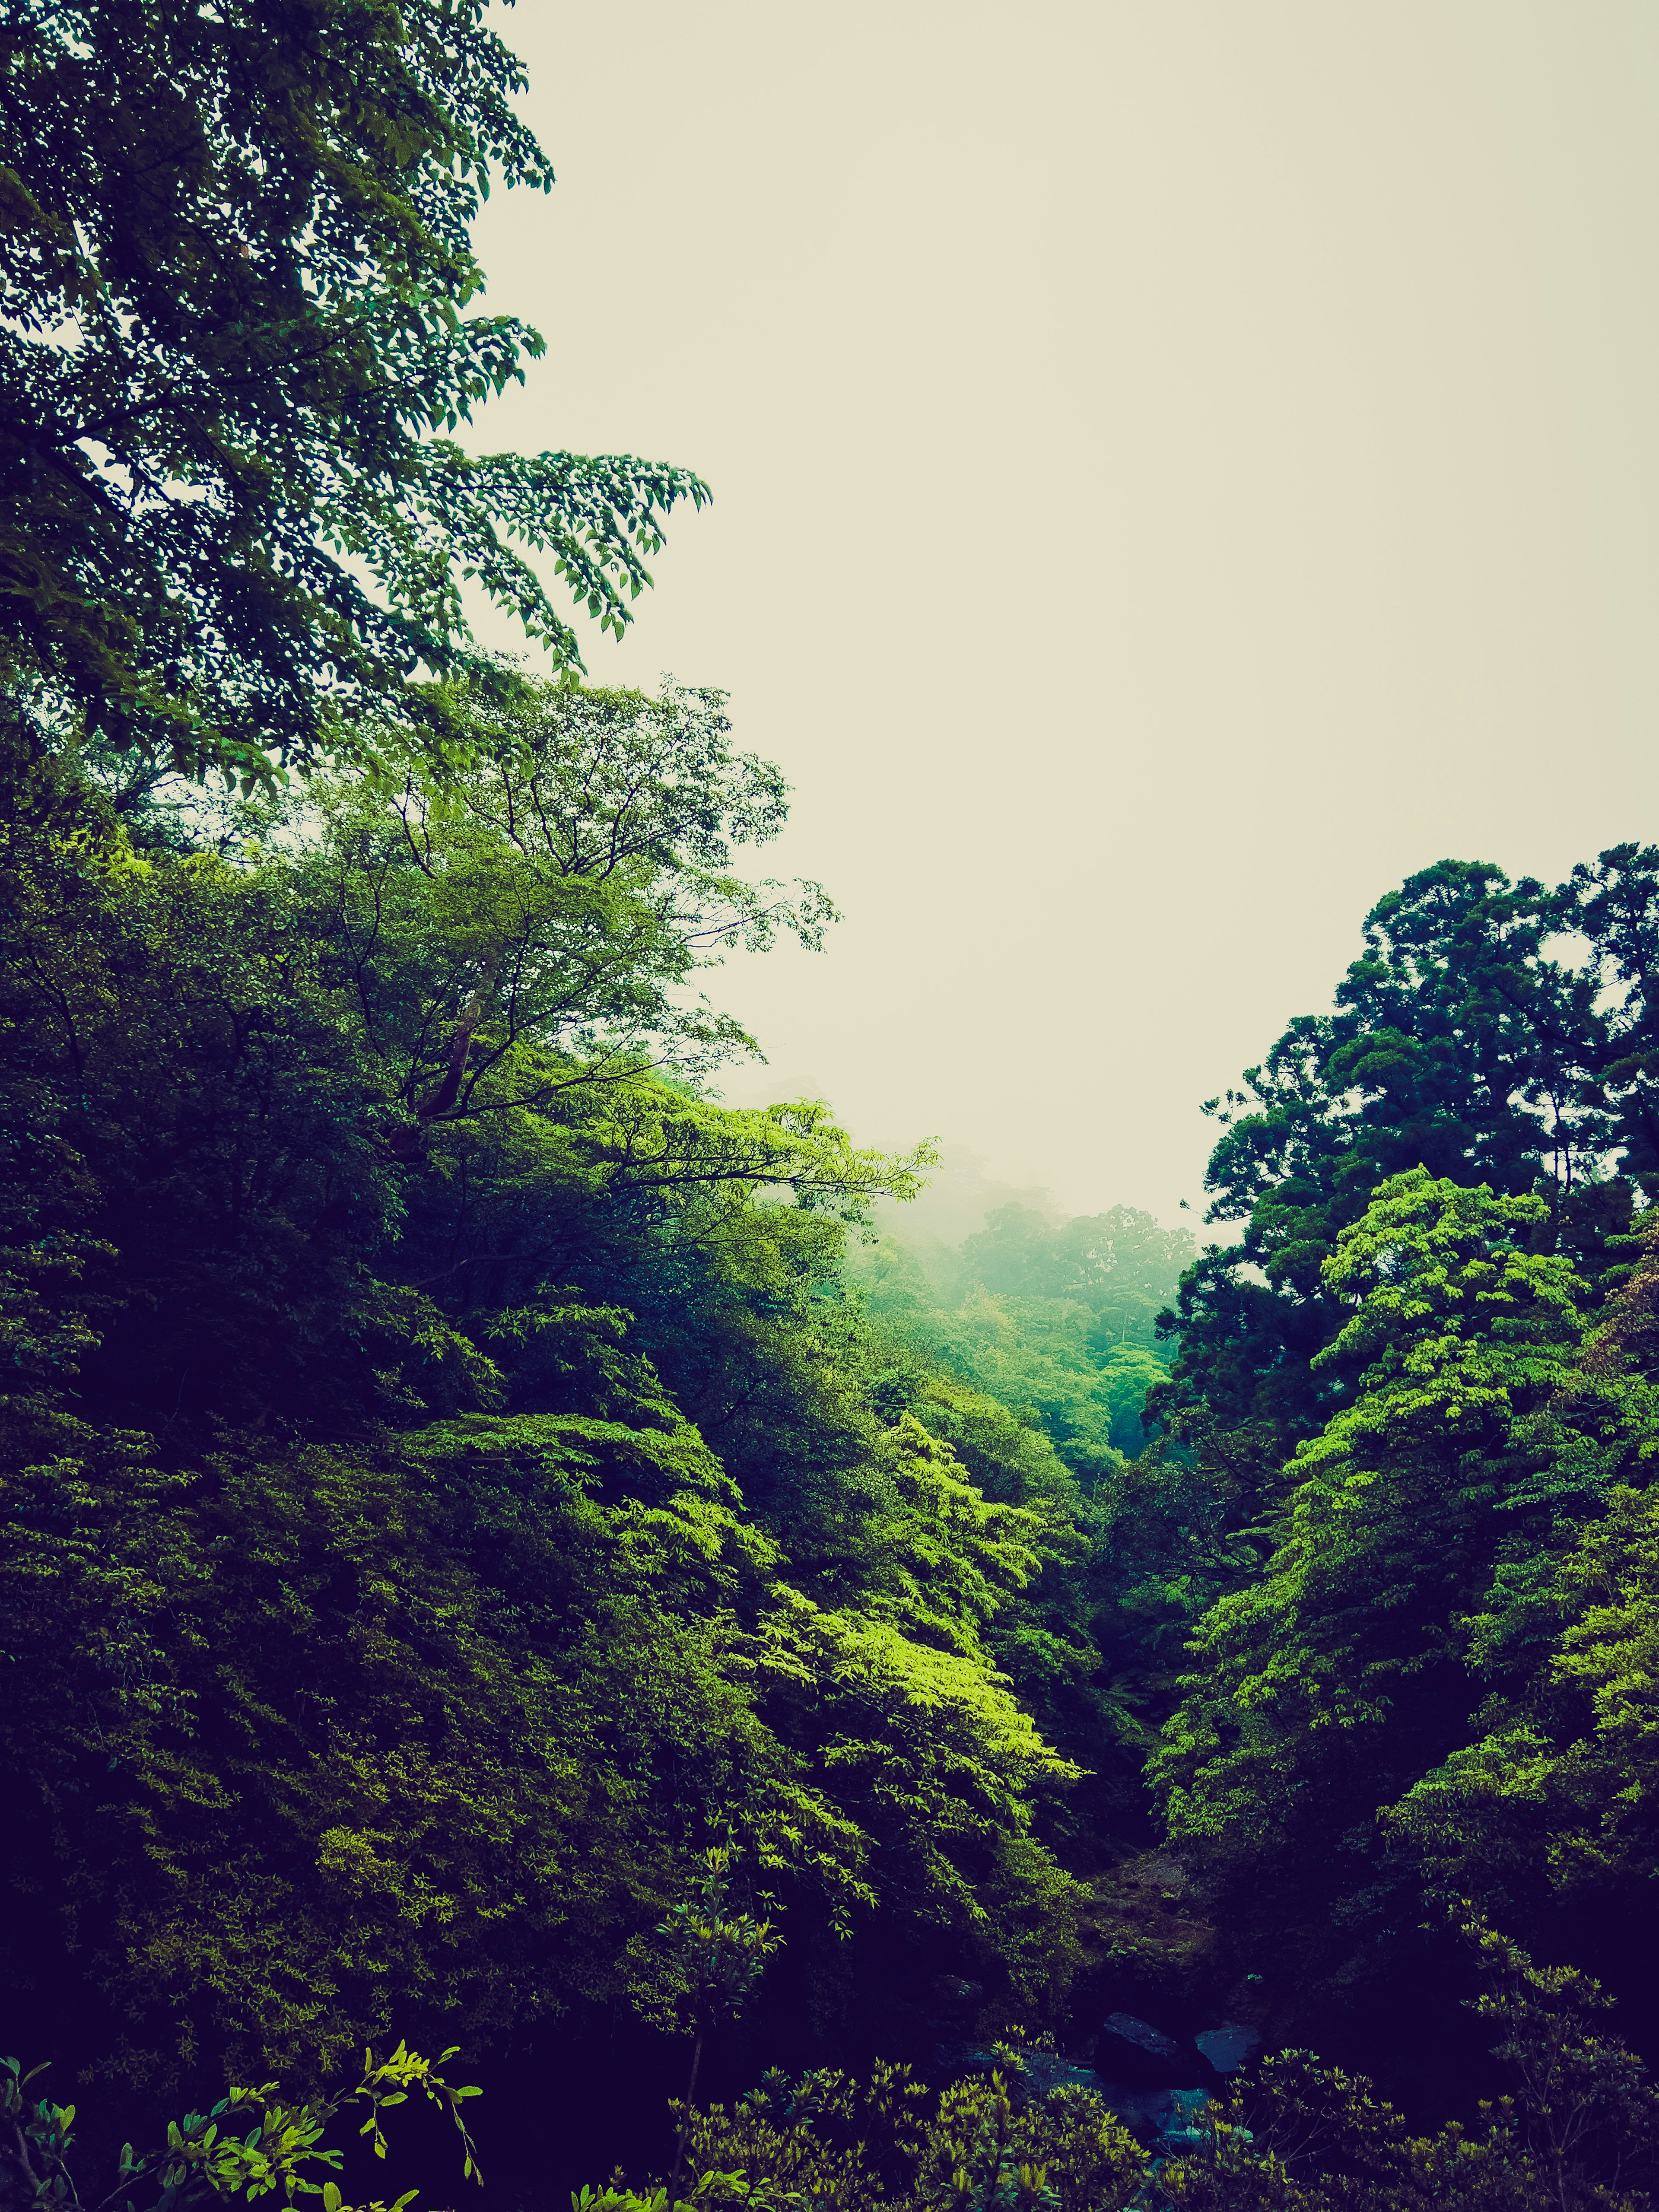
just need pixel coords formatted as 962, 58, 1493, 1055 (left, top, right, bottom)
1, 0, 707, 780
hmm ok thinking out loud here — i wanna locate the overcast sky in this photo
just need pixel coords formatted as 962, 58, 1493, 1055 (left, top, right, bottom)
466, 0, 1659, 1229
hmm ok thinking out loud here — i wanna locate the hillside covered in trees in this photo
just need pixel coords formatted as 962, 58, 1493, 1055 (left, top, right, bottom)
6, 4, 1659, 2209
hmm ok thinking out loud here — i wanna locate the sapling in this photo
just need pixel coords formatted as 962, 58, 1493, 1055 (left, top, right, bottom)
653, 1846, 781, 2203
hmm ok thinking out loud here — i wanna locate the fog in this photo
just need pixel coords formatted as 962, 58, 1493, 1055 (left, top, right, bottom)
465, 0, 1659, 1230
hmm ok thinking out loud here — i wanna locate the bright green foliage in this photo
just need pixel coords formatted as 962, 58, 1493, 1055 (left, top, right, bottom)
0, 702, 1096, 2104
295, 679, 837, 1136
739, 1421, 1085, 2004
1387, 1476, 1659, 1916
2, 1352, 1083, 2091
0, 2041, 479, 2212
1142, 1170, 1659, 2070
1140, 1167, 1642, 2055
640, 2059, 1145, 2212
1153, 1172, 1590, 1852
854, 1415, 1048, 1658
906, 1292, 1159, 1469
850, 1210, 1257, 1858
1, 0, 709, 780
10, 0, 1659, 2158
0, 690, 915, 1439
1132, 857, 1659, 2086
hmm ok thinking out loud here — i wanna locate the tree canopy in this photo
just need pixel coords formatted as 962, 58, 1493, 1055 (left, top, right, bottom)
1154, 850, 1659, 1444
1, 0, 707, 782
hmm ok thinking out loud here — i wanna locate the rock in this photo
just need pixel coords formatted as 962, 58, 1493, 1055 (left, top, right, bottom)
1194, 2022, 1261, 2075
1103, 2012, 1183, 2062
1016, 2051, 1102, 2099
1095, 2012, 1197, 2090
1127, 1852, 1189, 1899
1092, 2082, 1211, 2146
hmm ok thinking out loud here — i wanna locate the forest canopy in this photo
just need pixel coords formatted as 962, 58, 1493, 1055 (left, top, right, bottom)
1, 0, 708, 782
10, 672, 1659, 2201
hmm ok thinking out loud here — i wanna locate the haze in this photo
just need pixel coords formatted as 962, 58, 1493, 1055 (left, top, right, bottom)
466, 1, 1659, 1228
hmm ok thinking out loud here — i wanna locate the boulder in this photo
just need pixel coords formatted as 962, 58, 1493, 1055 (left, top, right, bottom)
1194, 2021, 1261, 2076
1095, 2012, 1193, 2089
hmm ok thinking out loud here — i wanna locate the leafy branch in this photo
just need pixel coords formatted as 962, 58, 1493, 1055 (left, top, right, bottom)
0, 2044, 481, 2212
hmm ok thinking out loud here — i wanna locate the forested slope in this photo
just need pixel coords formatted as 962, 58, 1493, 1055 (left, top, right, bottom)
0, 696, 1085, 2089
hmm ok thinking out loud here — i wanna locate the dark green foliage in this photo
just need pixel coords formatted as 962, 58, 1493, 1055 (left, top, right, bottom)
1386, 1469, 1659, 1925
1, 0, 707, 779
1144, 1173, 1659, 2040
1109, 849, 1659, 2103
1155, 853, 1659, 1446
13, 1923, 1659, 2212
10, 98, 1659, 2176
1153, 1172, 1593, 1855
1156, 1922, 1659, 2209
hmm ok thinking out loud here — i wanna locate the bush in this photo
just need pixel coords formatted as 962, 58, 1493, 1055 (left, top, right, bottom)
593, 2058, 1147, 2212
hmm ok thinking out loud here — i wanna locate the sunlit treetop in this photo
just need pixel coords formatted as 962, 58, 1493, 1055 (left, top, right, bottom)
0, 0, 709, 785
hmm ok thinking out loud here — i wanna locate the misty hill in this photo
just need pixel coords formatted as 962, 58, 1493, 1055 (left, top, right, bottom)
854, 1184, 1195, 1463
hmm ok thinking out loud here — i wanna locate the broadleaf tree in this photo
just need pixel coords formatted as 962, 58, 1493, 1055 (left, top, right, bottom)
0, 0, 709, 785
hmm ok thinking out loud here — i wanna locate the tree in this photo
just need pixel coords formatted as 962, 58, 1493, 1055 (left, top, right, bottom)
1387, 1465, 1659, 1948
856, 1205, 1194, 1468
1154, 856, 1653, 1446
1156, 1920, 1659, 2211
1, 0, 708, 782
295, 678, 837, 1158
0, 695, 910, 1436
960, 1204, 1194, 1351
1149, 1173, 1598, 2033
652, 1847, 781, 2199
1559, 843, 1659, 1199
1, 1344, 1090, 2097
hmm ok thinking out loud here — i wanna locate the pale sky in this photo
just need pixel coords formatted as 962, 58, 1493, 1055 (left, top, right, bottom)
467, 1, 1659, 1228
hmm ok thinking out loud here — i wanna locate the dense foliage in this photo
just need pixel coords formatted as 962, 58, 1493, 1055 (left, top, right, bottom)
11, 1923, 1659, 2212
1135, 848, 1659, 2117
11, 719, 1659, 2183
1, 0, 707, 781
858, 1203, 1190, 1467
10, 2, 1659, 2201
1153, 852, 1659, 1443
1, 691, 1130, 2110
